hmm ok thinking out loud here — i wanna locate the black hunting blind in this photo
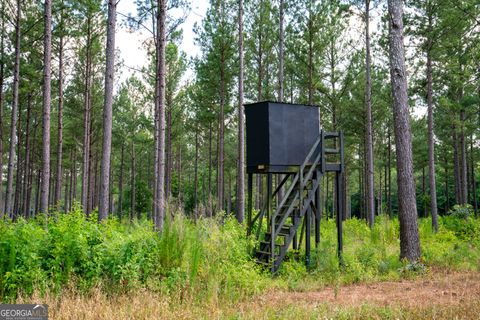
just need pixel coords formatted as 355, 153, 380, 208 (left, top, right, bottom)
244, 101, 345, 273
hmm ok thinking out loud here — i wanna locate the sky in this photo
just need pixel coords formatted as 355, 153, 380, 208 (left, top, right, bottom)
116, 0, 209, 83
114, 0, 426, 117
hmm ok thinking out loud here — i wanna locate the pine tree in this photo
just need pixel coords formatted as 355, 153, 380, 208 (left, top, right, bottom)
40, 0, 53, 214
99, 0, 117, 221
364, 0, 375, 227
387, 0, 421, 262
5, 0, 22, 217
236, 0, 245, 223
154, 0, 167, 230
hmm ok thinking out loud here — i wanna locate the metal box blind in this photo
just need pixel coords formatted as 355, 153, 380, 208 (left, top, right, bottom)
245, 101, 320, 173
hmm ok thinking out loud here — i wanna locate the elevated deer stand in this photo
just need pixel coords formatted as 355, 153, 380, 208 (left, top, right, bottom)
245, 101, 344, 273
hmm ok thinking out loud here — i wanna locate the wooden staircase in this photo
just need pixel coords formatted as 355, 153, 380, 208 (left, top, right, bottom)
253, 131, 344, 273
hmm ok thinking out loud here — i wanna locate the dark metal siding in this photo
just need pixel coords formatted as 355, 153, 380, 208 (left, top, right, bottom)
245, 102, 270, 168
245, 101, 320, 172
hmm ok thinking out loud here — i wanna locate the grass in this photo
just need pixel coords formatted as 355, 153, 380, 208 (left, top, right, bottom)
274, 213, 479, 291
14, 284, 480, 319
1, 206, 479, 318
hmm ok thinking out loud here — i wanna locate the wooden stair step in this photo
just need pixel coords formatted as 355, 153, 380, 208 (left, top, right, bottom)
255, 260, 274, 267
256, 250, 279, 257
324, 148, 340, 154
324, 132, 339, 138
260, 241, 284, 248
265, 229, 290, 237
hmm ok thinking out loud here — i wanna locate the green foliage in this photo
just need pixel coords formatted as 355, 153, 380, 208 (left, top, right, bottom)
448, 204, 475, 219
0, 208, 267, 303
278, 215, 480, 290
441, 212, 480, 244
1, 212, 479, 305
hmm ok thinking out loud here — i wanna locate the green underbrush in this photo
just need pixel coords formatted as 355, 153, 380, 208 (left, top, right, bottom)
1, 206, 479, 305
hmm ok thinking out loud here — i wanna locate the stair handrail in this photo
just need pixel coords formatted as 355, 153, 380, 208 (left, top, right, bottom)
299, 134, 321, 217
271, 134, 322, 238
256, 130, 344, 273
271, 133, 321, 222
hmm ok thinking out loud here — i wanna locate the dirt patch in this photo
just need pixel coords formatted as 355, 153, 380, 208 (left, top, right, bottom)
262, 271, 480, 309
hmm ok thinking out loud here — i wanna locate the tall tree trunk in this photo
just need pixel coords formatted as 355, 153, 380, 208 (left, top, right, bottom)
227, 173, 231, 214
99, 0, 117, 221
164, 78, 171, 201
471, 137, 477, 214
387, 0, 421, 262
177, 146, 182, 201
87, 150, 95, 214
154, 0, 166, 230
307, 1, 314, 105
118, 143, 124, 219
93, 156, 99, 209
422, 166, 426, 217
452, 127, 461, 203
0, 0, 5, 212
67, 150, 73, 211
278, 0, 284, 102
194, 131, 199, 218
49, 168, 54, 207
236, 0, 245, 223
64, 163, 69, 212
255, 3, 264, 211
108, 164, 113, 214
426, 36, 438, 231
72, 149, 77, 202
67, 149, 74, 212
444, 153, 450, 213
388, 123, 392, 216
202, 168, 207, 207
459, 110, 468, 205
217, 4, 226, 212
378, 165, 382, 215
384, 149, 388, 214
29, 121, 38, 217
82, 16, 92, 212
14, 96, 23, 218
365, 0, 375, 227
22, 94, 32, 217
329, 40, 338, 217
153, 55, 159, 224
35, 168, 41, 215
40, 0, 52, 214
358, 147, 363, 219
165, 93, 173, 200
130, 141, 135, 220
276, 0, 285, 204
5, 0, 22, 217
55, 5, 64, 207
467, 144, 471, 205
208, 122, 213, 215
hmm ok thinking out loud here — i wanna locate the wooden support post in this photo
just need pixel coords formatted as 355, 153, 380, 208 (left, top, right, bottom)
267, 173, 274, 272
315, 170, 321, 247
247, 173, 253, 236
293, 209, 298, 250
336, 171, 343, 260
305, 202, 311, 267
260, 173, 271, 221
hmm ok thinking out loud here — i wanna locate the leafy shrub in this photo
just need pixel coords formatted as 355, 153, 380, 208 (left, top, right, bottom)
441, 214, 480, 244
448, 204, 474, 219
